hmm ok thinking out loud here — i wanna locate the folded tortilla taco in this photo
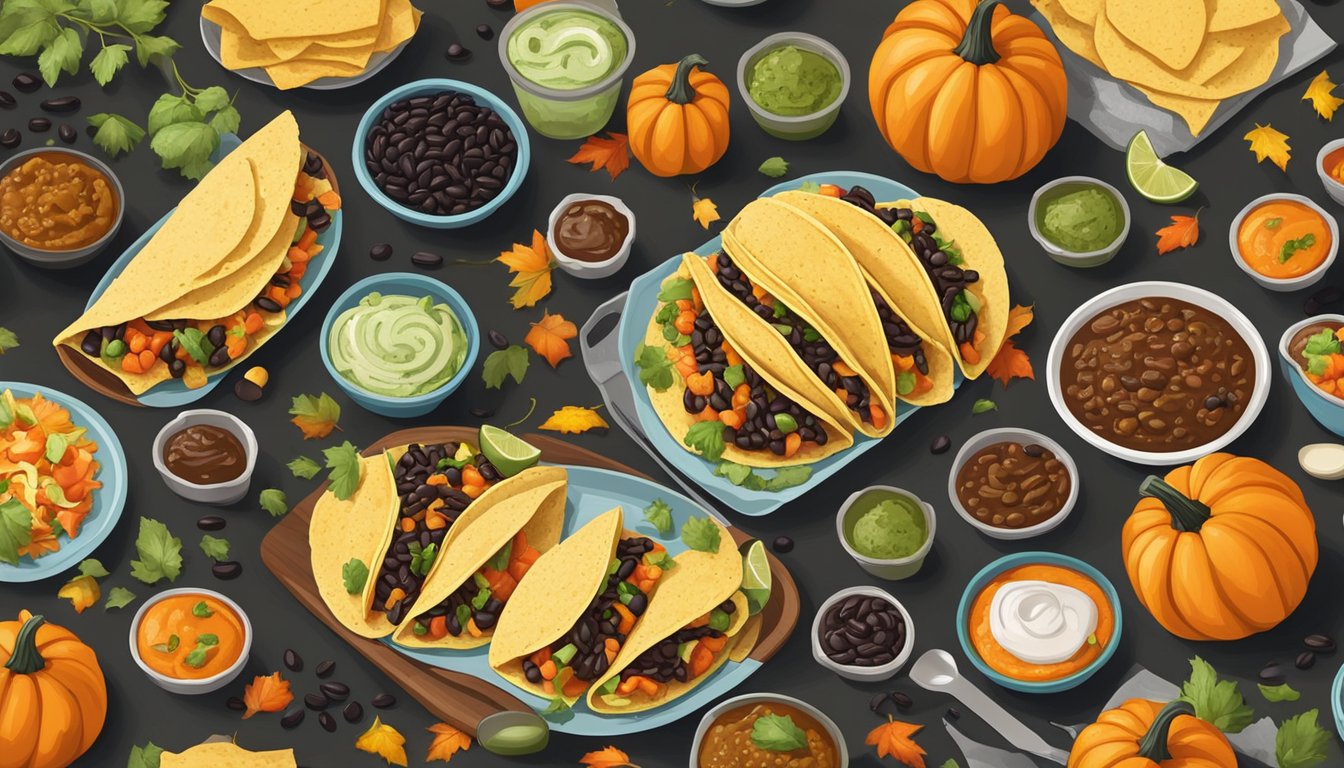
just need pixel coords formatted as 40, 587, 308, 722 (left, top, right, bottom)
393, 472, 568, 649
637, 255, 855, 468
160, 741, 296, 768
489, 507, 672, 706
310, 452, 399, 639
770, 189, 957, 406
53, 110, 341, 397
721, 198, 899, 436
586, 523, 753, 714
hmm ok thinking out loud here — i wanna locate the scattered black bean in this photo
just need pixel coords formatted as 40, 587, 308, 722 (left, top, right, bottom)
1306, 633, 1336, 653
212, 561, 242, 580
0, 129, 18, 149
318, 712, 337, 732
86, 124, 98, 138
40, 95, 78, 112
411, 251, 442, 268
488, 330, 508, 349
234, 378, 264, 402
1296, 651, 1316, 670
445, 43, 470, 60
0, 91, 13, 109
1258, 663, 1284, 685
772, 536, 793, 553
469, 406, 496, 419
27, 117, 50, 132
57, 123, 76, 143
930, 435, 951, 454
320, 682, 350, 702
486, 0, 510, 6
12, 73, 40, 93
305, 693, 329, 710
280, 708, 305, 728
197, 515, 226, 531
226, 696, 247, 711
371, 693, 396, 709
891, 691, 913, 709
343, 701, 363, 723
946, 707, 961, 721
476, 24, 494, 39
369, 242, 393, 261
284, 648, 303, 671
316, 660, 336, 678
868, 692, 889, 712
1305, 285, 1342, 316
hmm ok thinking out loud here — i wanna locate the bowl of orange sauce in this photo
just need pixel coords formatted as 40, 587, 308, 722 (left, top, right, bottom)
129, 588, 251, 694
1230, 193, 1337, 292
1316, 139, 1344, 207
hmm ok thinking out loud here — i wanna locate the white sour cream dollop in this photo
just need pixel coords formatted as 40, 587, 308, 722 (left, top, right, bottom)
988, 580, 1098, 665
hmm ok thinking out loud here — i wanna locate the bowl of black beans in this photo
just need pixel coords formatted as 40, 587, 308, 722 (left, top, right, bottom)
353, 78, 530, 229
811, 586, 914, 682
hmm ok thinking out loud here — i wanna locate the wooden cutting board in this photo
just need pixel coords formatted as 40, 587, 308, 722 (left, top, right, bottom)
261, 427, 800, 735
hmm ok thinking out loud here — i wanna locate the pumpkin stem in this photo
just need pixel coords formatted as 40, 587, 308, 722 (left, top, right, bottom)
4, 614, 47, 675
1139, 476, 1212, 533
953, 1, 1003, 66
665, 54, 709, 105
1137, 700, 1196, 761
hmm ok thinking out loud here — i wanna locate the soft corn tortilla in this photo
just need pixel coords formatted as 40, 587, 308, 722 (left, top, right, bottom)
393, 467, 569, 650
161, 743, 296, 768
587, 525, 750, 714
310, 453, 399, 638
202, 0, 384, 40
489, 507, 625, 705
645, 258, 855, 468
772, 190, 957, 407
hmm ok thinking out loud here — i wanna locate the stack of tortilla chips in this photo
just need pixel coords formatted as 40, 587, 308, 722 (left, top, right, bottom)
202, 0, 422, 90
1031, 0, 1290, 135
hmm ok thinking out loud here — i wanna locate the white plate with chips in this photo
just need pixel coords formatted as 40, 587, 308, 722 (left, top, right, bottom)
200, 16, 413, 91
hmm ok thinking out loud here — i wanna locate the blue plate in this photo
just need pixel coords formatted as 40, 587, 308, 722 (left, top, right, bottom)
81, 134, 344, 408
0, 382, 127, 582
955, 552, 1123, 694
389, 464, 762, 735
1331, 661, 1344, 739
616, 171, 959, 516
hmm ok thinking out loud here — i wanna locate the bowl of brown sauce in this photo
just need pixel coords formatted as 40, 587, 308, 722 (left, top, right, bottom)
0, 148, 124, 268
547, 193, 634, 279
152, 409, 257, 505
691, 692, 845, 768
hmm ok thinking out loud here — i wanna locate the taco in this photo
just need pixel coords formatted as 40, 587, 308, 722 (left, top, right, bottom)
310, 453, 398, 639
52, 110, 341, 398
586, 523, 755, 714
637, 256, 855, 468
769, 189, 957, 406
489, 507, 672, 706
775, 186, 1008, 379
721, 198, 899, 435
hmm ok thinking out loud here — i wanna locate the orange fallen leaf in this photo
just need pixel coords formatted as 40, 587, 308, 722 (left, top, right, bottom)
497, 230, 556, 310
580, 745, 640, 768
288, 392, 341, 440
539, 406, 610, 435
692, 196, 720, 229
568, 132, 631, 181
1244, 123, 1291, 171
866, 717, 927, 768
1303, 71, 1344, 121
57, 574, 99, 613
356, 717, 408, 767
425, 722, 471, 763
1002, 304, 1034, 340
986, 339, 1035, 388
525, 311, 578, 368
241, 672, 293, 719
1155, 210, 1201, 255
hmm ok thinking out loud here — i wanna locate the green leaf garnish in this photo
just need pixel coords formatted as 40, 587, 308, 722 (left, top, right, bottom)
199, 535, 229, 562
758, 156, 789, 178
342, 558, 369, 595
680, 516, 722, 554
751, 713, 808, 752
482, 345, 529, 389
288, 456, 321, 479
259, 488, 288, 518
642, 499, 674, 536
128, 517, 182, 585
322, 441, 362, 501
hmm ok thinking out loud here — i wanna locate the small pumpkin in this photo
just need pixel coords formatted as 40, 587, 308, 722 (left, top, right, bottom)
1121, 454, 1318, 641
0, 610, 107, 768
627, 54, 731, 178
1068, 699, 1235, 768
868, 0, 1067, 184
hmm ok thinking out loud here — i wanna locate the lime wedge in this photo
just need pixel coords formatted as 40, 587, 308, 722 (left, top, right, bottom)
740, 540, 772, 616
478, 425, 541, 477
1126, 130, 1198, 203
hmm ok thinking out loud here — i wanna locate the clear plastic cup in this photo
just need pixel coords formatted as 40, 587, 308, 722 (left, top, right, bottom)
498, 0, 636, 140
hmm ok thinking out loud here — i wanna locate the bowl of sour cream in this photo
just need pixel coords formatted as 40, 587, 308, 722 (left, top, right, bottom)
955, 551, 1122, 694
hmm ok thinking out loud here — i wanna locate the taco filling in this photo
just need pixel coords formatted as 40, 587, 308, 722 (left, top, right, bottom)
406, 529, 541, 641
372, 441, 500, 626
710, 251, 883, 429
70, 151, 339, 388
832, 185, 985, 365
521, 535, 668, 700
601, 597, 737, 699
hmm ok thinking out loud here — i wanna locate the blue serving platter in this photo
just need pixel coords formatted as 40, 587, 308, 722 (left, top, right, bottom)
77, 133, 343, 408
615, 171, 960, 516
389, 464, 766, 736
0, 382, 127, 582
1332, 660, 1344, 739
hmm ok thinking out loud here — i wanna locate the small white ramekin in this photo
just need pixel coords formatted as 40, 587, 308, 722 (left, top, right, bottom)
835, 485, 935, 580
947, 428, 1079, 541
810, 585, 915, 682
1229, 193, 1338, 292
546, 193, 635, 280
129, 588, 252, 695
1315, 138, 1344, 206
152, 409, 257, 505
1027, 176, 1131, 268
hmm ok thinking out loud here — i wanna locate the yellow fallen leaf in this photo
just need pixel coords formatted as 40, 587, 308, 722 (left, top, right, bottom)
356, 717, 407, 767
1303, 70, 1344, 121
425, 722, 471, 763
1244, 123, 1291, 171
57, 574, 99, 613
1002, 304, 1034, 340
539, 406, 610, 435
692, 196, 720, 230
497, 230, 556, 310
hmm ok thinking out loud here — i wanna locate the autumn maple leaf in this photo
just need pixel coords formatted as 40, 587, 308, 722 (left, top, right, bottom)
539, 406, 610, 435
58, 574, 99, 613
866, 717, 927, 768
356, 717, 408, 766
1244, 123, 1291, 171
1155, 210, 1201, 255
288, 393, 341, 440
497, 230, 556, 310
568, 133, 631, 181
525, 311, 578, 368
241, 672, 293, 719
692, 196, 720, 229
1303, 70, 1344, 121
986, 304, 1035, 388
579, 745, 640, 768
425, 723, 471, 763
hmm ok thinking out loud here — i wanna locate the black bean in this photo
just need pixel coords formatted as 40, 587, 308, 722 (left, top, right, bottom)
488, 330, 508, 349
343, 702, 363, 723
12, 73, 40, 93
946, 707, 961, 720
27, 117, 50, 132
1022, 443, 1045, 458
1304, 286, 1342, 315
318, 711, 337, 732
40, 96, 79, 112
234, 379, 264, 402
0, 129, 18, 149
0, 91, 13, 109
1306, 633, 1336, 653
369, 242, 392, 261
256, 296, 283, 312
281, 708, 305, 728
371, 693, 396, 709
320, 682, 350, 701
316, 660, 336, 678
469, 406, 496, 419
212, 561, 242, 580
445, 44, 470, 60
869, 692, 889, 712
197, 515, 226, 531
58, 123, 76, 143
476, 24, 494, 39
412, 250, 442, 268
284, 649, 303, 671
305, 693, 329, 710
930, 435, 951, 454
1258, 663, 1284, 685
226, 696, 247, 711
1296, 651, 1316, 670
891, 691, 913, 709
486, 0, 510, 6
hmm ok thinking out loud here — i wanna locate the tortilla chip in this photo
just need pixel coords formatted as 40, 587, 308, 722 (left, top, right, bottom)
1136, 87, 1222, 135
1056, 0, 1101, 24
1106, 0, 1205, 71
264, 58, 371, 90
310, 453, 399, 639
202, 0, 383, 40
216, 0, 416, 70
161, 743, 296, 768
1208, 0, 1282, 32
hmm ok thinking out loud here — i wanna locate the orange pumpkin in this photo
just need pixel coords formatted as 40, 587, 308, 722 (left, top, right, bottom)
868, 0, 1067, 184
1068, 699, 1235, 768
1122, 454, 1318, 641
627, 54, 731, 178
0, 610, 106, 768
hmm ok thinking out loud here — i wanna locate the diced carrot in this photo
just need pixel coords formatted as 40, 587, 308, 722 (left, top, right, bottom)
637, 677, 660, 697
701, 635, 729, 653
127, 334, 147, 354
385, 588, 406, 610
675, 299, 693, 311
298, 227, 318, 251
121, 353, 144, 374
149, 332, 173, 357
530, 648, 552, 666
911, 217, 924, 234
959, 342, 980, 365
425, 474, 448, 487
286, 282, 302, 300
892, 354, 915, 371
225, 334, 247, 359
514, 546, 540, 566
731, 384, 751, 408
400, 518, 416, 533
694, 405, 718, 422
719, 410, 743, 429
508, 558, 533, 583
637, 578, 655, 593
750, 284, 767, 302
539, 659, 558, 681
561, 674, 588, 698
267, 286, 291, 308
722, 340, 742, 366
1335, 327, 1344, 342
244, 312, 265, 334
784, 432, 802, 458
870, 404, 887, 431
674, 347, 698, 379
485, 569, 517, 602
818, 183, 843, 198
289, 261, 308, 280
138, 349, 156, 370
913, 375, 933, 395
686, 371, 714, 396
128, 319, 153, 336
467, 618, 483, 638
317, 190, 342, 210
287, 246, 311, 265
604, 637, 620, 655
689, 643, 715, 678
617, 677, 641, 695
542, 681, 554, 696
429, 616, 448, 639
687, 614, 709, 628
462, 465, 483, 486
512, 530, 529, 552
708, 252, 719, 270
832, 360, 857, 377
424, 509, 449, 530
640, 564, 662, 581
613, 603, 636, 634
674, 310, 696, 335
462, 483, 484, 499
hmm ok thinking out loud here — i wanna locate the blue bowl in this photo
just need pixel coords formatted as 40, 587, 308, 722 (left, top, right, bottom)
1279, 315, 1344, 438
1331, 661, 1344, 739
956, 551, 1123, 694
352, 78, 531, 229
320, 273, 480, 418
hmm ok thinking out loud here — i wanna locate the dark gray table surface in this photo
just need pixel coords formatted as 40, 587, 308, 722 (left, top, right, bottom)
3, 1, 1344, 766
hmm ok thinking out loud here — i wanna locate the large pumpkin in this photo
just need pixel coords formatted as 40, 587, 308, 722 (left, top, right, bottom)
868, 0, 1067, 184
1069, 699, 1235, 768
1121, 454, 1318, 641
0, 611, 106, 768
627, 54, 731, 178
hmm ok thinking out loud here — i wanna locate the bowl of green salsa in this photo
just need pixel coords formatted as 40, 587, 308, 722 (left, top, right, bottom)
1029, 176, 1131, 268
737, 32, 849, 141
835, 485, 935, 581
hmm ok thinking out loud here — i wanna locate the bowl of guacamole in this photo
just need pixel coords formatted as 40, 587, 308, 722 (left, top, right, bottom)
835, 485, 936, 580
320, 272, 479, 417
737, 32, 850, 141
1029, 176, 1132, 268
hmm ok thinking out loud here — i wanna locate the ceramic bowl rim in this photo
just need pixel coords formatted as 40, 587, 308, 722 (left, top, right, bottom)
736, 31, 851, 126
1279, 313, 1344, 408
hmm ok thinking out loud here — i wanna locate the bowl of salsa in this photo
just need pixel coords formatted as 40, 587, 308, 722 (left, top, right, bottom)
1231, 193, 1337, 292
1316, 139, 1344, 207
151, 409, 257, 505
0, 148, 124, 268
736, 32, 849, 141
691, 692, 845, 768
1280, 314, 1344, 438
1028, 176, 1130, 267
129, 588, 251, 694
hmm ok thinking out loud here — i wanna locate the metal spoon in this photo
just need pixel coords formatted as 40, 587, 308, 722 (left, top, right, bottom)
909, 649, 1070, 765
1298, 443, 1344, 480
